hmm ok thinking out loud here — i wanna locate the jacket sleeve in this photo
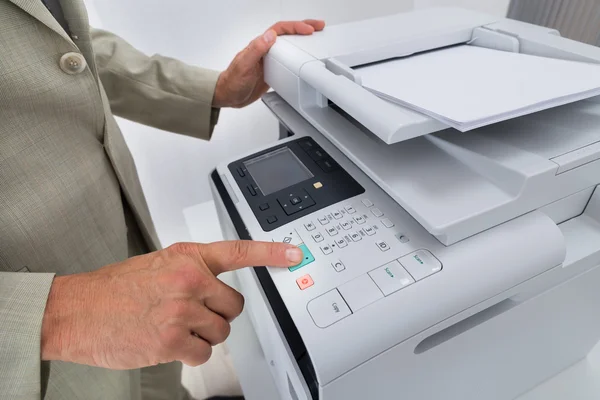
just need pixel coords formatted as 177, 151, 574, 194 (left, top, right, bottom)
0, 272, 55, 399
90, 28, 221, 140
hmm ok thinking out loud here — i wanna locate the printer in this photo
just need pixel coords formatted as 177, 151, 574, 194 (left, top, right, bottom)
210, 7, 600, 400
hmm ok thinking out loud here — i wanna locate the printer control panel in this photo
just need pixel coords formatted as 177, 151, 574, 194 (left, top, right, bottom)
272, 195, 443, 329
228, 137, 365, 232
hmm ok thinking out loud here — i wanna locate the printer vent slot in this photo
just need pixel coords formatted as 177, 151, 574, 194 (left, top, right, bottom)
414, 298, 519, 354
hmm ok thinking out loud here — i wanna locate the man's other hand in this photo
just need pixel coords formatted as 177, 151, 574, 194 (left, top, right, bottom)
40, 240, 303, 369
212, 20, 326, 108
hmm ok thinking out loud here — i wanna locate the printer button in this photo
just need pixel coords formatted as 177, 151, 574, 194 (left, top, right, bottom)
362, 199, 374, 208
307, 289, 352, 328
382, 218, 395, 228
335, 237, 348, 248
296, 274, 314, 290
307, 148, 327, 161
316, 158, 339, 173
318, 216, 330, 225
326, 226, 338, 236
339, 274, 384, 312
399, 250, 443, 281
259, 203, 270, 211
332, 211, 343, 220
345, 206, 357, 214
376, 240, 390, 252
350, 232, 362, 242
371, 208, 384, 218
320, 244, 333, 255
298, 139, 316, 152
247, 185, 257, 196
369, 260, 415, 296
354, 215, 366, 225
289, 244, 315, 272
332, 260, 346, 272
340, 221, 352, 230
312, 233, 325, 243
266, 216, 278, 224
304, 222, 316, 231
364, 226, 376, 236
273, 231, 302, 246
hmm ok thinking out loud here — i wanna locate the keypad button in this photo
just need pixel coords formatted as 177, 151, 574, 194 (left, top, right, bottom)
333, 211, 343, 220
289, 244, 315, 272
267, 216, 278, 224
354, 216, 366, 225
362, 199, 374, 208
297, 274, 314, 290
371, 208, 384, 217
332, 260, 346, 272
312, 233, 324, 243
376, 240, 390, 252
278, 191, 315, 216
326, 226, 338, 236
350, 232, 362, 242
318, 216, 330, 225
237, 168, 246, 177
320, 244, 333, 255
335, 238, 348, 248
341, 221, 352, 230
345, 206, 356, 214
259, 203, 270, 211
305, 222, 316, 231
273, 230, 302, 246
339, 274, 384, 311
308, 289, 352, 328
399, 250, 442, 281
247, 185, 257, 196
369, 260, 415, 296
364, 226, 376, 236
382, 219, 395, 228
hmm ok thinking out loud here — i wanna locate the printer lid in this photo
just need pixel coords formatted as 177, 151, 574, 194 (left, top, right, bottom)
280, 7, 498, 66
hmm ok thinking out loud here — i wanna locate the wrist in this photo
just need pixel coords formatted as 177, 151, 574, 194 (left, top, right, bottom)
212, 71, 229, 108
41, 274, 93, 362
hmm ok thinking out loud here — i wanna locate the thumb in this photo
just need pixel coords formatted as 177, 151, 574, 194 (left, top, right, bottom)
242, 29, 277, 69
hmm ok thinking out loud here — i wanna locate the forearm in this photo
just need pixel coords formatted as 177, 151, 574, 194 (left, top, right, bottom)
91, 28, 221, 140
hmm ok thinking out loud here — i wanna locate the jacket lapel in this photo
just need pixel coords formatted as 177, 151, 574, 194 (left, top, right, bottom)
58, 0, 98, 76
8, 0, 74, 45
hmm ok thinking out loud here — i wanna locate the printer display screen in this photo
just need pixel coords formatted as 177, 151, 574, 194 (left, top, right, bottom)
244, 147, 313, 196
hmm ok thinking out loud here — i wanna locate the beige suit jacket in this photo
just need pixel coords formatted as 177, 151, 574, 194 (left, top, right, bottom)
0, 0, 221, 398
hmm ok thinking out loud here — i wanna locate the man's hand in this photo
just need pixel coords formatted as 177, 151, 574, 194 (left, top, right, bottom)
212, 20, 326, 108
40, 240, 303, 369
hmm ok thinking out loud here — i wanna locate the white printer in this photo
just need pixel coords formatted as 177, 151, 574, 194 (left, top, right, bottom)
210, 7, 600, 400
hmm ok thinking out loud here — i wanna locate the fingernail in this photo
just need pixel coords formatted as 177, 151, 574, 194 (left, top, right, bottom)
263, 30, 276, 44
286, 247, 303, 263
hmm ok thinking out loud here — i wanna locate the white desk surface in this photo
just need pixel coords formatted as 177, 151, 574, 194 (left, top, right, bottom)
183, 201, 600, 400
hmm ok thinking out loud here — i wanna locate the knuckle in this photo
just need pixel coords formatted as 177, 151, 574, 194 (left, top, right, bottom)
165, 300, 189, 319
232, 241, 251, 265
159, 327, 183, 352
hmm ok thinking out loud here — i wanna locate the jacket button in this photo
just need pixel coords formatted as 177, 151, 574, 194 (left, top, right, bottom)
59, 52, 87, 75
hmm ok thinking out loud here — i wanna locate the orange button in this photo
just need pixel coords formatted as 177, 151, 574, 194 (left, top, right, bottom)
296, 274, 314, 290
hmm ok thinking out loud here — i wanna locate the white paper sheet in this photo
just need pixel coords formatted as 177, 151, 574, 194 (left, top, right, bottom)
357, 45, 600, 131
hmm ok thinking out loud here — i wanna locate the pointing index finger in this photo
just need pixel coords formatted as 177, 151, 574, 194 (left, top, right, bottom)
199, 240, 304, 276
